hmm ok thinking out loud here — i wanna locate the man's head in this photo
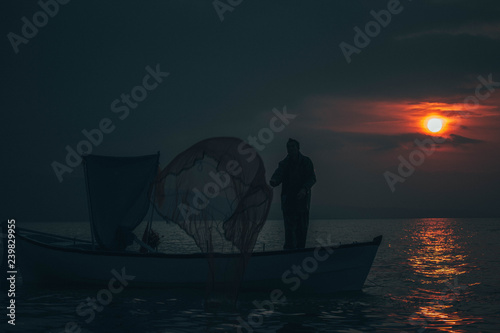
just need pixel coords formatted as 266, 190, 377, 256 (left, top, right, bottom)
287, 138, 300, 160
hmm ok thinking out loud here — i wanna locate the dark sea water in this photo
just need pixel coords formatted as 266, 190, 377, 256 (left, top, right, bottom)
3, 218, 500, 333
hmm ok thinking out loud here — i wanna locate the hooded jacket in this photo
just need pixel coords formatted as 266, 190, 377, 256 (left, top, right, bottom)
270, 152, 316, 212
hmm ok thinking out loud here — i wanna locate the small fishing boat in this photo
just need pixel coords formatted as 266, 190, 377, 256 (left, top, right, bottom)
15, 138, 383, 293
16, 228, 382, 293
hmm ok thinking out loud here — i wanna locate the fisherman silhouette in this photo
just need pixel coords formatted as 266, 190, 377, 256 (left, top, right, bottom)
270, 138, 316, 249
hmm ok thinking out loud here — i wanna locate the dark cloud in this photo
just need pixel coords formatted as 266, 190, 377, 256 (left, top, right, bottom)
396, 22, 500, 40
441, 110, 480, 118
447, 134, 485, 146
325, 132, 422, 151
310, 131, 484, 153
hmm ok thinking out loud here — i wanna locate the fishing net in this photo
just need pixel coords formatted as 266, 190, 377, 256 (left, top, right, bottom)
83, 154, 159, 251
154, 137, 273, 303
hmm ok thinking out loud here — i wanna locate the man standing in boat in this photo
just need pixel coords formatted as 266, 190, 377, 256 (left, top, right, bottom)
270, 138, 316, 249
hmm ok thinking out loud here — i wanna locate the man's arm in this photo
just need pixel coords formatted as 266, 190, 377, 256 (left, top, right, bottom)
270, 160, 285, 187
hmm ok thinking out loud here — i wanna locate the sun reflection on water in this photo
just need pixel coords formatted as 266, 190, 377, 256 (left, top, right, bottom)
396, 218, 481, 332
407, 218, 470, 281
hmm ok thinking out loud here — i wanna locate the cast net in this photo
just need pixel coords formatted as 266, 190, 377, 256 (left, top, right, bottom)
154, 137, 272, 303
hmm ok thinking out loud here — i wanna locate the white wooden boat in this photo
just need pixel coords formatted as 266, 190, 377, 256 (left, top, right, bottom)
16, 228, 382, 293
14, 143, 383, 294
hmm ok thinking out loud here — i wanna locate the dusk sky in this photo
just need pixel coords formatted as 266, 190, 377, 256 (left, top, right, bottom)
2, 0, 500, 221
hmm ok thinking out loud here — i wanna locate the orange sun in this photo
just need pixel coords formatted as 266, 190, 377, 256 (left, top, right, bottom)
424, 116, 446, 134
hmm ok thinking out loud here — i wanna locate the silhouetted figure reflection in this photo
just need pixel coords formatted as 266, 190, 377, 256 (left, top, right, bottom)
270, 138, 316, 249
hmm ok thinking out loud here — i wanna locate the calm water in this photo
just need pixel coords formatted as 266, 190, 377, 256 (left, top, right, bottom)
4, 218, 500, 333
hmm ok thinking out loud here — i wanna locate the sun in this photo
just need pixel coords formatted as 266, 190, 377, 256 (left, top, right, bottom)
425, 117, 445, 133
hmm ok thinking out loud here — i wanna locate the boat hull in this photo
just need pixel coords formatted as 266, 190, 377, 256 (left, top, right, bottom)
16, 229, 382, 293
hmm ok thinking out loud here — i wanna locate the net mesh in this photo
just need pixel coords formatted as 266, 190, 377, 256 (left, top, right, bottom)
154, 137, 272, 302
83, 154, 159, 250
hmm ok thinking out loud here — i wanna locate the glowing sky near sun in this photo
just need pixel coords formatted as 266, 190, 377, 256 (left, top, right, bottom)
303, 97, 500, 142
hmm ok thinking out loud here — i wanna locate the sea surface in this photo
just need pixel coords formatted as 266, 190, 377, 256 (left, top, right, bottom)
3, 218, 500, 333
